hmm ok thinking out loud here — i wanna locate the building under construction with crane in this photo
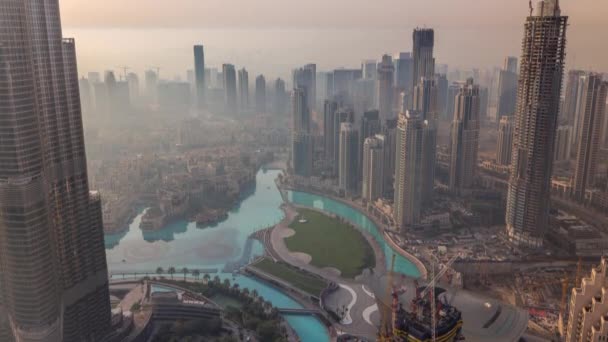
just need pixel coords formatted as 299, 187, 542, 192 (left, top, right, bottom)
390, 288, 463, 342
377, 255, 464, 342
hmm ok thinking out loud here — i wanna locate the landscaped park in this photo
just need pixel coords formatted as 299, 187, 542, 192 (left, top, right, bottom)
284, 208, 376, 278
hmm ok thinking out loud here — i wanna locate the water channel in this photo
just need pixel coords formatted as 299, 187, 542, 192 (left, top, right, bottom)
105, 169, 419, 341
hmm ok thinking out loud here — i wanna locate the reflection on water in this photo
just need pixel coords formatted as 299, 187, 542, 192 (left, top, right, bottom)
104, 169, 284, 272
288, 190, 421, 278
142, 218, 188, 243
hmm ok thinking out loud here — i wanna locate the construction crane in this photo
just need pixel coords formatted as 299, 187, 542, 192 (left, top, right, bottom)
419, 253, 461, 299
378, 253, 396, 342
416, 253, 460, 342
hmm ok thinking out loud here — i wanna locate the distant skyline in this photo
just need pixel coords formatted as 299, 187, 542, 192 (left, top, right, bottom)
60, 0, 608, 80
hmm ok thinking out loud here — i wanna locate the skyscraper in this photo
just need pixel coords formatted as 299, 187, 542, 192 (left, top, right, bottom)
293, 64, 316, 112
394, 52, 413, 93
238, 68, 250, 113
496, 116, 515, 166
194, 44, 206, 109
436, 74, 449, 120
0, 1, 111, 341
339, 123, 359, 194
383, 118, 398, 197
291, 88, 313, 176
255, 75, 266, 114
394, 111, 425, 229
572, 74, 608, 200
506, 0, 568, 248
333, 109, 355, 176
223, 64, 237, 115
323, 100, 338, 162
413, 78, 438, 204
377, 55, 395, 121
292, 88, 310, 133
412, 28, 435, 91
449, 79, 481, 194
496, 56, 518, 120
145, 69, 159, 105
562, 69, 586, 124
554, 125, 573, 162
362, 135, 386, 202
362, 59, 378, 80
360, 110, 382, 159
274, 78, 287, 116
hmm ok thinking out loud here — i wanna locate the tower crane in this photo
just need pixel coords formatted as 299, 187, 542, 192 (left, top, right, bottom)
378, 253, 396, 342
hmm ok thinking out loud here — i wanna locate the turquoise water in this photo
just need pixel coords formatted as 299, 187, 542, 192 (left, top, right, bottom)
105, 169, 329, 342
287, 191, 421, 278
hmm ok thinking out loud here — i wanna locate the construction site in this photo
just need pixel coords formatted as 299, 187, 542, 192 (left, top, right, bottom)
368, 254, 528, 342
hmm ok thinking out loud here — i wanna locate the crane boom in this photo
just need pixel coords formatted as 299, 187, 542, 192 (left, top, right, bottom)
420, 253, 460, 298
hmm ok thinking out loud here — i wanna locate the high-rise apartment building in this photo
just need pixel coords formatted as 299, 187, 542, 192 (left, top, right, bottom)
0, 2, 112, 341
565, 257, 608, 342
362, 59, 378, 80
394, 111, 425, 229
377, 55, 395, 122
362, 135, 386, 202
383, 119, 398, 197
572, 74, 608, 200
394, 52, 413, 94
496, 116, 515, 166
562, 70, 586, 124
145, 69, 159, 105
333, 109, 355, 176
255, 75, 266, 114
293, 64, 317, 112
413, 78, 438, 204
323, 100, 339, 163
412, 28, 435, 91
496, 56, 518, 120
339, 123, 359, 194
194, 44, 205, 108
360, 110, 382, 167
437, 74, 449, 120
274, 78, 287, 116
291, 88, 313, 176
554, 125, 573, 162
223, 64, 237, 115
238, 68, 250, 113
506, 0, 567, 248
449, 79, 481, 194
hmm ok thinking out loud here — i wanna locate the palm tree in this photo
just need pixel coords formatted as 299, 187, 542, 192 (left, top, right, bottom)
192, 269, 200, 281
203, 273, 211, 285
231, 283, 240, 295
181, 267, 189, 281
213, 275, 221, 285
223, 278, 231, 289
251, 289, 259, 299
242, 288, 250, 297
168, 266, 176, 280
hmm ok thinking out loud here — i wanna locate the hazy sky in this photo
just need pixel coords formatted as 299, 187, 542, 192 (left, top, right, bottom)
60, 0, 608, 80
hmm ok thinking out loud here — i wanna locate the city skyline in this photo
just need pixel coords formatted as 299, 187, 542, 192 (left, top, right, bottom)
60, 0, 608, 81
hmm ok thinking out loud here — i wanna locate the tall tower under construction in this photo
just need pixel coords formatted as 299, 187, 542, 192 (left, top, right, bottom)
505, 0, 568, 248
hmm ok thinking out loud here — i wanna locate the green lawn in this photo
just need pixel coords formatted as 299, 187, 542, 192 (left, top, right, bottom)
253, 258, 327, 296
285, 208, 376, 278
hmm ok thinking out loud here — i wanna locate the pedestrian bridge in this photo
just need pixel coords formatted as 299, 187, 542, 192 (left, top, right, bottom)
278, 308, 323, 316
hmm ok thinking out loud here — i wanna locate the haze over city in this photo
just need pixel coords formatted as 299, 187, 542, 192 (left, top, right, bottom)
2, 0, 608, 342
61, 0, 608, 80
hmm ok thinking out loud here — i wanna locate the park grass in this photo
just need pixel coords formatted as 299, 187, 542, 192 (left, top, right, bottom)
285, 208, 376, 278
253, 258, 327, 296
